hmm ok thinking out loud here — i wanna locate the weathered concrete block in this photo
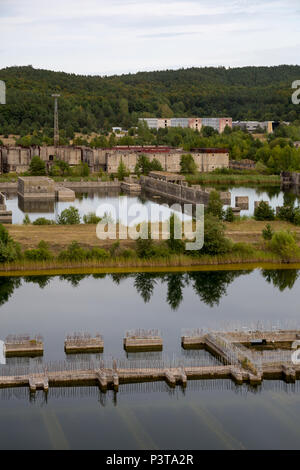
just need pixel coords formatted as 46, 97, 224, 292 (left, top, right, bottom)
235, 196, 249, 210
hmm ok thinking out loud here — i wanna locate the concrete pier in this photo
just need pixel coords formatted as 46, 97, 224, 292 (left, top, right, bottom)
124, 336, 163, 352
5, 336, 44, 357
64, 335, 104, 353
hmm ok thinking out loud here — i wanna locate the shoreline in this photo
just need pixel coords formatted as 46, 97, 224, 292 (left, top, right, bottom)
0, 256, 300, 277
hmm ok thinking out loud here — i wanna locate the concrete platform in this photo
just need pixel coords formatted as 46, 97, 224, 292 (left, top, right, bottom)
123, 336, 163, 352
64, 337, 104, 353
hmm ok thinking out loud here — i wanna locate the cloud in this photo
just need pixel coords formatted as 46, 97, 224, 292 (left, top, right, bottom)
0, 0, 299, 74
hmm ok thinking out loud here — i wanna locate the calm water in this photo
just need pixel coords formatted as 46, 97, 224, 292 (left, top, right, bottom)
3, 186, 300, 223
1, 268, 300, 449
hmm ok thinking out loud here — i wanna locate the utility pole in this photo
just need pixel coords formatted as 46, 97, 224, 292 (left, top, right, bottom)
52, 94, 60, 147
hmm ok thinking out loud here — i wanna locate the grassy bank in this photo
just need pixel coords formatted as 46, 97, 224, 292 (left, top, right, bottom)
7, 220, 300, 252
186, 173, 280, 186
0, 250, 299, 277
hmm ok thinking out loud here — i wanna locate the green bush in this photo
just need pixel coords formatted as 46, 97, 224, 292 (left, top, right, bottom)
207, 190, 224, 220
262, 224, 274, 241
166, 214, 185, 253
224, 207, 234, 222
269, 230, 300, 262
23, 214, 31, 225
58, 241, 88, 261
232, 242, 255, 255
57, 206, 80, 225
119, 248, 136, 259
88, 247, 110, 260
277, 205, 300, 226
29, 156, 46, 176
254, 201, 275, 221
180, 154, 197, 174
200, 215, 232, 255
32, 217, 56, 225
0, 224, 22, 263
24, 240, 53, 261
83, 212, 102, 224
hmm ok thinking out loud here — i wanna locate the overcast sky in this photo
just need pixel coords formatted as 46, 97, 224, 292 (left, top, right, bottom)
0, 0, 300, 76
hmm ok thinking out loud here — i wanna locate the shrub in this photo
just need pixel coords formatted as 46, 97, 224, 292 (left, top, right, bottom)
136, 224, 155, 258
180, 154, 197, 174
58, 241, 88, 261
23, 214, 31, 225
29, 156, 46, 176
269, 230, 300, 262
254, 201, 275, 221
0, 224, 22, 263
57, 206, 80, 225
200, 215, 232, 255
83, 212, 102, 224
32, 217, 55, 225
166, 214, 185, 253
24, 240, 53, 261
232, 242, 255, 255
88, 247, 110, 260
224, 207, 234, 222
262, 224, 274, 241
119, 248, 136, 259
117, 159, 129, 181
277, 205, 300, 226
207, 190, 224, 220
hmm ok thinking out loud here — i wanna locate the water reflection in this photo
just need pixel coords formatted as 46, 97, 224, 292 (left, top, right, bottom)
0, 269, 299, 311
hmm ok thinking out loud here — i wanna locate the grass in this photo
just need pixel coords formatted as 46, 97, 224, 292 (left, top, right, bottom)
0, 250, 296, 275
186, 172, 280, 186
7, 220, 300, 253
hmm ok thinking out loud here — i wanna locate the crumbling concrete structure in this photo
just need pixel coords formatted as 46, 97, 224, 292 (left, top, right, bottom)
0, 145, 229, 175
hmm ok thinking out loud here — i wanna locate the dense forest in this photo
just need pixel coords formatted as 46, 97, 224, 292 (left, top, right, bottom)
0, 65, 300, 136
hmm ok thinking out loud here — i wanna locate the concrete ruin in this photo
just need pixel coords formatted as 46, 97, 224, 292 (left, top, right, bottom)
0, 145, 230, 175
235, 196, 249, 210
17, 176, 75, 202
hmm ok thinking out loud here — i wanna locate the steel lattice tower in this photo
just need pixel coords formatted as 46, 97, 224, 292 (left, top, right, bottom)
52, 94, 60, 147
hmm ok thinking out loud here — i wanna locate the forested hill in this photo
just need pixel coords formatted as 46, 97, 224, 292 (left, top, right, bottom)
0, 65, 300, 135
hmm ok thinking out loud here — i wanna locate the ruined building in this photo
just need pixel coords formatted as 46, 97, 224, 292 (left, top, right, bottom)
0, 146, 229, 174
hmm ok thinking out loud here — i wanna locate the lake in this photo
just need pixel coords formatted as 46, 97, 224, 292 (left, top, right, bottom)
0, 268, 300, 449
2, 186, 300, 223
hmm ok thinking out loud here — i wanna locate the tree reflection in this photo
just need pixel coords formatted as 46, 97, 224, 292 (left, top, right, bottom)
261, 269, 299, 291
165, 273, 186, 310
0, 277, 21, 306
23, 276, 51, 289
134, 273, 157, 303
188, 270, 250, 307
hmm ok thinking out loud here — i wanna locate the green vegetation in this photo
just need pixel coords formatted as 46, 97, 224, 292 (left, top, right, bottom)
268, 231, 300, 262
117, 158, 129, 181
24, 240, 53, 261
23, 214, 31, 225
83, 212, 102, 224
32, 217, 56, 225
206, 190, 224, 220
57, 206, 81, 225
254, 201, 275, 221
134, 154, 163, 176
262, 224, 274, 241
1, 65, 300, 137
29, 156, 46, 176
0, 224, 21, 262
180, 154, 197, 174
224, 207, 235, 222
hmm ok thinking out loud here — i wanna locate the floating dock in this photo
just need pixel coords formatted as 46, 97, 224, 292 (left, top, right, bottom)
124, 330, 163, 352
64, 333, 103, 354
182, 330, 300, 350
5, 335, 43, 357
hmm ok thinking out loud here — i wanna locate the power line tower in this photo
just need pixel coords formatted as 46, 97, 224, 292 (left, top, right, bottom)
52, 94, 60, 147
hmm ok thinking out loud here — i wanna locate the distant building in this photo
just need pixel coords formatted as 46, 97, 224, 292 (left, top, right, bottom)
294, 141, 300, 149
232, 121, 281, 134
229, 159, 256, 170
138, 117, 232, 133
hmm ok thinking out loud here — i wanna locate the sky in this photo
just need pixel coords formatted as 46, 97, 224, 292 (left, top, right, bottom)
0, 0, 300, 76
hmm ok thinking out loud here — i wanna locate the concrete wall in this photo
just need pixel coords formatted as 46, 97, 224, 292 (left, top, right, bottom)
0, 146, 229, 175
141, 175, 210, 205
